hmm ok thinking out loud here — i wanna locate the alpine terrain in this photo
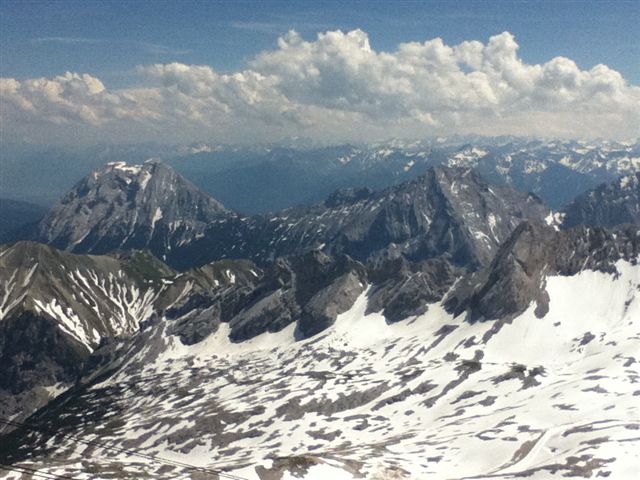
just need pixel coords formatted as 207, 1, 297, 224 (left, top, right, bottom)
0, 157, 638, 480
2, 4, 638, 478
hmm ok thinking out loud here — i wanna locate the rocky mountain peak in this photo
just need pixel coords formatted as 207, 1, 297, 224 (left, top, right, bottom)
24, 162, 549, 272
34, 160, 230, 258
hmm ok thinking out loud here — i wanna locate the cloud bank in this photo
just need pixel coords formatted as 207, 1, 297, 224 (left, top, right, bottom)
2, 30, 639, 145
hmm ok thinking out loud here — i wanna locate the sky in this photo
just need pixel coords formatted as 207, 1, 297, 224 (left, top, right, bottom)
1, 0, 639, 146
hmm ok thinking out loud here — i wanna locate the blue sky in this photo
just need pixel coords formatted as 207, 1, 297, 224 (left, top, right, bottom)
2, 0, 638, 86
1, 0, 639, 145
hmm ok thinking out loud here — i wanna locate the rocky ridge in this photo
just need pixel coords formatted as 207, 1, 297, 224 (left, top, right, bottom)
1, 226, 638, 479
28, 161, 550, 271
445, 221, 640, 322
0, 241, 256, 425
561, 172, 640, 228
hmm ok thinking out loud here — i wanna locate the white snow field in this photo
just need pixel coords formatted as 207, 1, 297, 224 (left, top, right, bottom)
3, 260, 639, 479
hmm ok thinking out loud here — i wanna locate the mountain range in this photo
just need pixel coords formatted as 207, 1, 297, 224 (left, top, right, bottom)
149, 138, 640, 213
2, 138, 638, 214
0, 154, 638, 479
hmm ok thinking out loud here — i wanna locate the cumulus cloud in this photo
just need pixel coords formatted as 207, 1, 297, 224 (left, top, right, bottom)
1, 30, 639, 145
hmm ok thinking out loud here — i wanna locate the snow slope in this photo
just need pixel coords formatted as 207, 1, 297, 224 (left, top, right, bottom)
3, 259, 639, 479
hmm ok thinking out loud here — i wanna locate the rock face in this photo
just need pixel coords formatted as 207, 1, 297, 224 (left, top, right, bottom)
166, 259, 262, 345
179, 165, 549, 270
1, 159, 640, 478
2, 241, 638, 480
168, 250, 368, 342
367, 256, 460, 322
445, 221, 640, 321
0, 241, 267, 423
317, 167, 547, 268
0, 242, 166, 351
0, 240, 388, 429
33, 160, 230, 261
561, 172, 640, 228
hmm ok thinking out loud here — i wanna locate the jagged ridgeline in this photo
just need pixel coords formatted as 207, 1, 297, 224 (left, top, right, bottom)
25, 160, 549, 270
561, 172, 640, 228
1, 223, 639, 479
1, 159, 639, 479
0, 240, 263, 426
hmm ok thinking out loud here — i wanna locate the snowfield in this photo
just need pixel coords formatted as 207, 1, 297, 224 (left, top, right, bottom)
2, 260, 639, 479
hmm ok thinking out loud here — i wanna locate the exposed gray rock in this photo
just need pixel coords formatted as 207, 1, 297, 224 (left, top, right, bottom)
297, 267, 367, 338
367, 256, 461, 322
33, 160, 230, 264
230, 251, 368, 341
27, 161, 549, 271
177, 165, 549, 271
0, 242, 248, 423
165, 251, 368, 343
445, 221, 640, 321
0, 242, 171, 424
561, 172, 640, 228
166, 260, 262, 345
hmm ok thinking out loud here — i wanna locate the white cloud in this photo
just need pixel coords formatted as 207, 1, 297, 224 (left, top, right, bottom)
2, 30, 639, 145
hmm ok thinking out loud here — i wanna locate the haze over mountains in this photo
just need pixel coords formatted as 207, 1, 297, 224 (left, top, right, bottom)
1, 150, 639, 479
2, 138, 638, 212
0, 199, 47, 241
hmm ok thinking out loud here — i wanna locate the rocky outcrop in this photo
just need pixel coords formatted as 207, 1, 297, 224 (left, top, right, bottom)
561, 172, 640, 228
445, 221, 640, 321
166, 259, 262, 345
166, 250, 368, 343
367, 256, 460, 322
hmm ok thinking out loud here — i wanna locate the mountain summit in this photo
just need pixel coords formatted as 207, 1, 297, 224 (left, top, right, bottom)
34, 160, 229, 260
1, 158, 639, 479
180, 166, 550, 269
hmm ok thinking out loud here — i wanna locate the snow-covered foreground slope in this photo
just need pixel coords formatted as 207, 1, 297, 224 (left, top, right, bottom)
2, 260, 639, 479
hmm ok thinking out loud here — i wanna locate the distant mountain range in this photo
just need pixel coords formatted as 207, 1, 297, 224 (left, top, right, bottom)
561, 171, 640, 228
168, 138, 639, 212
2, 138, 638, 213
